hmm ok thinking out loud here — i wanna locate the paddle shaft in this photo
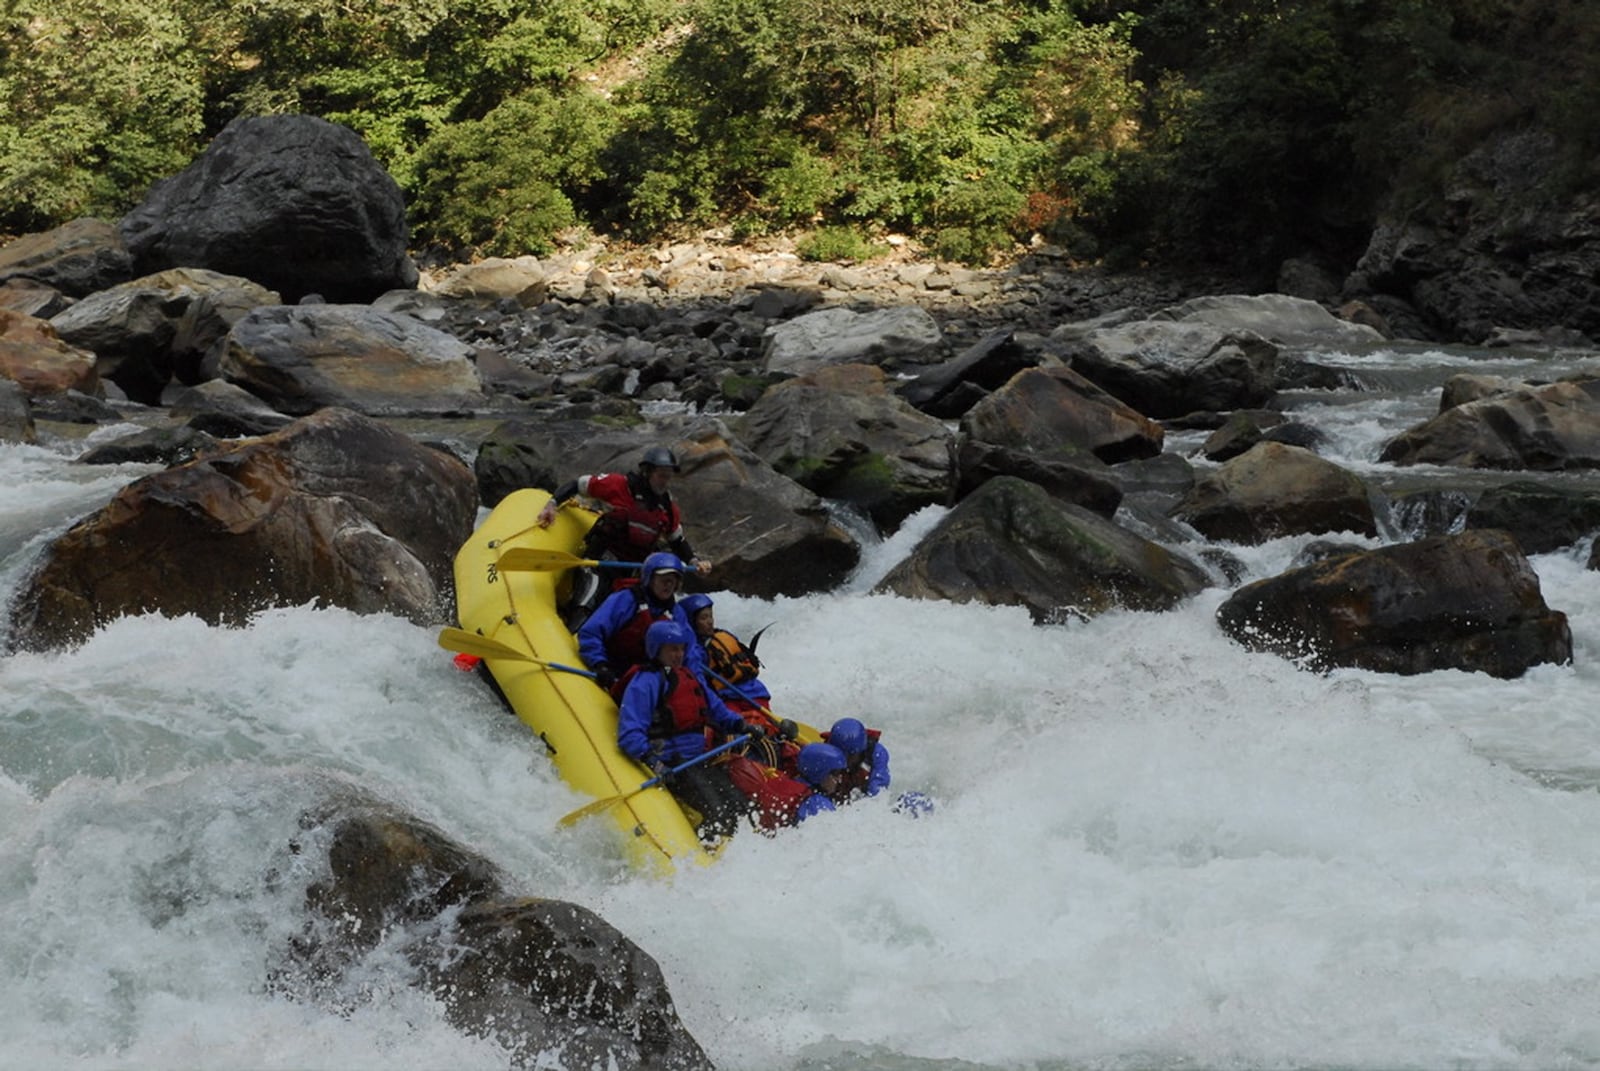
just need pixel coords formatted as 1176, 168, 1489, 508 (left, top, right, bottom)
557, 734, 751, 826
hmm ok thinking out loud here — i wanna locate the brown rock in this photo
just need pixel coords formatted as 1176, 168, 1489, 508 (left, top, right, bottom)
0, 308, 99, 396
8, 408, 477, 650
1216, 529, 1571, 678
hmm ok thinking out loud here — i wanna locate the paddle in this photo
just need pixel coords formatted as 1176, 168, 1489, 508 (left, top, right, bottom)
557, 734, 752, 827
436, 627, 595, 678
496, 548, 643, 573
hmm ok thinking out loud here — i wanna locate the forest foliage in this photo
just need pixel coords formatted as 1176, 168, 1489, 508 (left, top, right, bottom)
2, 0, 1597, 275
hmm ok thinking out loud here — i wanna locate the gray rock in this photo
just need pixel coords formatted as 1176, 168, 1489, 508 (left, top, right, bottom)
736, 363, 954, 530
77, 424, 219, 466
282, 802, 712, 1070
875, 475, 1209, 622
51, 268, 277, 403
1154, 293, 1384, 347
897, 327, 1049, 418
169, 379, 293, 437
1173, 442, 1378, 544
762, 305, 947, 376
0, 217, 132, 297
1463, 480, 1600, 554
1053, 318, 1280, 419
1381, 378, 1600, 470
220, 304, 487, 416
431, 256, 548, 306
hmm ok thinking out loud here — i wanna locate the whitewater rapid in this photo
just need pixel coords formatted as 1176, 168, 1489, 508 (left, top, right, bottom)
8, 369, 1600, 1067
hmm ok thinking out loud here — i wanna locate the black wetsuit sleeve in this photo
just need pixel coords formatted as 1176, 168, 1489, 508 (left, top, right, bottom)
670, 533, 696, 562
550, 479, 581, 504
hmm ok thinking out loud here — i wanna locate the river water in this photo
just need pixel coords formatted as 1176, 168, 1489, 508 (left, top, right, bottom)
6, 340, 1600, 1069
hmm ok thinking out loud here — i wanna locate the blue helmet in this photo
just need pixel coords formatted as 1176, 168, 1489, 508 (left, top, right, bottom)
679, 593, 713, 618
641, 552, 686, 588
796, 743, 847, 788
828, 717, 868, 758
645, 619, 693, 661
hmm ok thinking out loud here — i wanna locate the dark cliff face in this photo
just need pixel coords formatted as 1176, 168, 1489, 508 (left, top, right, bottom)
1343, 129, 1600, 343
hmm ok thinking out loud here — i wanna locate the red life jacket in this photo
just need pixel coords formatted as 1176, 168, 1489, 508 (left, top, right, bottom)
607, 590, 672, 669
644, 665, 714, 737
585, 472, 682, 558
705, 629, 762, 686
725, 757, 814, 831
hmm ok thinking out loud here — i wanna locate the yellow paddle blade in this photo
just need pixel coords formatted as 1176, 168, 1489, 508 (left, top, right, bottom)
557, 790, 641, 827
495, 547, 598, 572
436, 627, 530, 662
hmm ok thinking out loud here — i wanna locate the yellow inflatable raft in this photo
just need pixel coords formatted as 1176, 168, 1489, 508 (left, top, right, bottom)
447, 488, 823, 873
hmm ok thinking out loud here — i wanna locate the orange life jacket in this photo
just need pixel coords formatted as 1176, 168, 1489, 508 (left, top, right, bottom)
705, 628, 762, 686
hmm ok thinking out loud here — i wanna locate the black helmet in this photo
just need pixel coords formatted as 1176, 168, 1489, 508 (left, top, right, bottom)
640, 446, 680, 472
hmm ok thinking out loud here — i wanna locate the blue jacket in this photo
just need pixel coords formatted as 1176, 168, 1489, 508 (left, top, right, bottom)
617, 664, 747, 765
853, 742, 892, 798
794, 792, 836, 824
577, 588, 704, 673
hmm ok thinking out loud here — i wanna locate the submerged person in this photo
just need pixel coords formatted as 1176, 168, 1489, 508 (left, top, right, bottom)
578, 552, 697, 695
823, 716, 891, 800
739, 743, 848, 831
617, 620, 753, 842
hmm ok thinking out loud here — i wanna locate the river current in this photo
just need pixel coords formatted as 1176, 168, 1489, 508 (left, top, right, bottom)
6, 340, 1600, 1069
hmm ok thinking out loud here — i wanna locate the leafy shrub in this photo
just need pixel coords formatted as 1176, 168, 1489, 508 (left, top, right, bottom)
797, 226, 876, 262
409, 87, 615, 256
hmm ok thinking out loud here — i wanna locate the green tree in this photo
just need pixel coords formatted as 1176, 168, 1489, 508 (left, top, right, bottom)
409, 86, 617, 256
0, 0, 209, 230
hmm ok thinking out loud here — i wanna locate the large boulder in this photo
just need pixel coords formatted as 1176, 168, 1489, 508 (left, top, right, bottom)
8, 408, 477, 650
735, 364, 954, 530
762, 305, 947, 376
1172, 442, 1378, 544
168, 379, 294, 438
1151, 293, 1385, 348
674, 425, 862, 597
0, 217, 132, 297
0, 308, 99, 397
284, 801, 712, 1070
118, 115, 417, 304
49, 268, 275, 404
960, 364, 1164, 465
1380, 379, 1600, 470
472, 418, 861, 598
1216, 529, 1572, 678
952, 439, 1122, 517
897, 327, 1048, 418
874, 475, 1210, 623
219, 304, 488, 416
1463, 480, 1600, 554
1052, 318, 1280, 418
